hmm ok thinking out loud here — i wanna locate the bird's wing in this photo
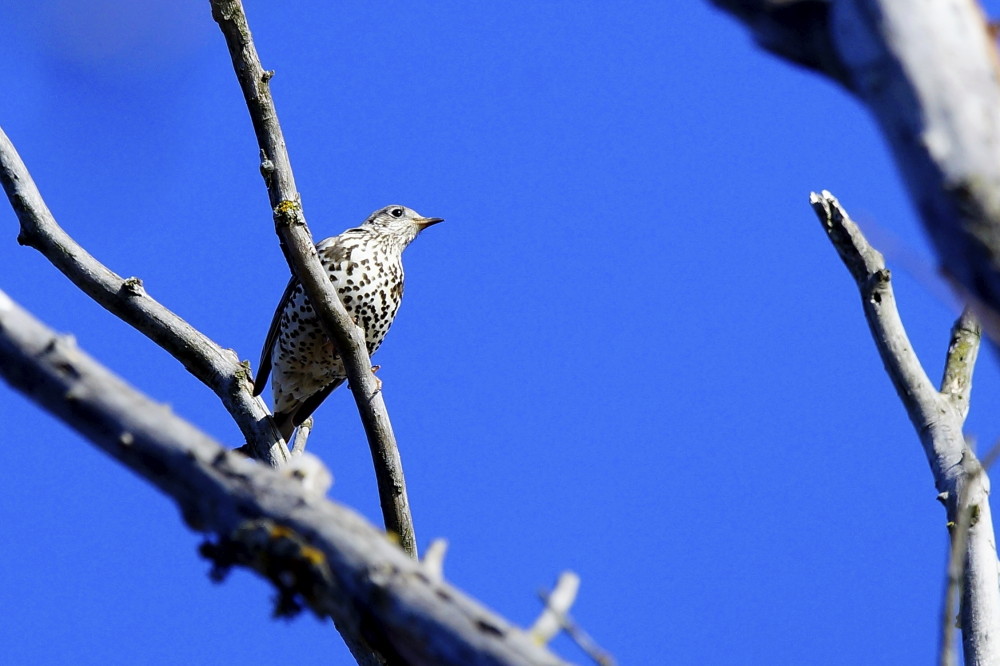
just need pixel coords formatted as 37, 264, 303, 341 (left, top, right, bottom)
253, 276, 299, 396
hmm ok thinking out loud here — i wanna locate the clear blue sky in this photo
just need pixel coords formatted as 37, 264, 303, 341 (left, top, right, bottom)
3, 2, 999, 664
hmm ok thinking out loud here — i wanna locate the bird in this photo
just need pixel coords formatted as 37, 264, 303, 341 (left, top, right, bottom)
254, 204, 442, 441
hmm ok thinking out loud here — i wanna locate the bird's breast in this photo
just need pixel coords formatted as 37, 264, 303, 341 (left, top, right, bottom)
326, 250, 405, 354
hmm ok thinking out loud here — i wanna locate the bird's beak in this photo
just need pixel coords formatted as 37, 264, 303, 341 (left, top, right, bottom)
415, 216, 444, 229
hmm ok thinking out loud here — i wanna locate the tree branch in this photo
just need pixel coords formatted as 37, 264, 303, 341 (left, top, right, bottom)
0, 125, 288, 467
715, 0, 1000, 340
939, 311, 987, 666
809, 191, 942, 446
530, 572, 580, 644
940, 308, 980, 420
0, 288, 566, 666
422, 539, 448, 583
209, 0, 417, 558
810, 190, 1000, 666
531, 572, 615, 666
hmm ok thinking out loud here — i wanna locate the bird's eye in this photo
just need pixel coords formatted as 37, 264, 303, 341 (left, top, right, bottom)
389, 207, 404, 218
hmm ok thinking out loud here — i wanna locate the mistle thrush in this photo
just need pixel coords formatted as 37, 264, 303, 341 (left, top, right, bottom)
254, 205, 442, 440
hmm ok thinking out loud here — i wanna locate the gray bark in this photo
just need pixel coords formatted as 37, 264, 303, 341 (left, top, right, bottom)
0, 289, 566, 666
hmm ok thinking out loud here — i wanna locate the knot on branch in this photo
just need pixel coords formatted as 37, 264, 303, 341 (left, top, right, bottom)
200, 520, 332, 619
209, 0, 236, 23
120, 277, 145, 297
863, 268, 891, 306
258, 149, 275, 179
273, 199, 305, 231
15, 229, 34, 247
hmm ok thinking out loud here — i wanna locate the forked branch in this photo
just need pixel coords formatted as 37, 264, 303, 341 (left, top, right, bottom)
0, 126, 289, 467
810, 190, 1000, 666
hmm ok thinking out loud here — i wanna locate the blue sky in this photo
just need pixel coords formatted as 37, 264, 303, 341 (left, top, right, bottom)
3, 2, 999, 664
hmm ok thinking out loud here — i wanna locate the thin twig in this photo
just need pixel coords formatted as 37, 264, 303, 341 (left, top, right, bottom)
532, 572, 615, 666
290, 416, 313, 456
0, 125, 288, 467
940, 308, 980, 420
422, 539, 448, 583
209, 0, 417, 558
0, 288, 566, 666
937, 308, 983, 666
530, 572, 580, 643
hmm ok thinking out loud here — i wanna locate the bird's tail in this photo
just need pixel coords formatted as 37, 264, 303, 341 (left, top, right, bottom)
272, 379, 344, 445
274, 411, 296, 442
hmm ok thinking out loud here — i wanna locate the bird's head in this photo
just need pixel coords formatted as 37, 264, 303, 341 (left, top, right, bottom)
363, 205, 443, 248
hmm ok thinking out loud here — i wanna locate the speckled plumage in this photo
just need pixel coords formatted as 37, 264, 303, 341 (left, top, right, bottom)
253, 205, 442, 440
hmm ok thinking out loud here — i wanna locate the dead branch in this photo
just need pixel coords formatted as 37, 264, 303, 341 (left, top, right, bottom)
810, 190, 1000, 666
532, 572, 615, 666
0, 288, 565, 666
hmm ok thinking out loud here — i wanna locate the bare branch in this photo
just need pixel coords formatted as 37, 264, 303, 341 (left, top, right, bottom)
290, 416, 313, 456
0, 125, 288, 467
422, 539, 449, 583
716, 0, 1000, 339
809, 191, 941, 445
530, 572, 580, 643
940, 496, 967, 666
940, 308, 981, 421
939, 442, 1000, 666
209, 0, 416, 557
532, 572, 616, 666
810, 190, 1000, 666
0, 288, 566, 666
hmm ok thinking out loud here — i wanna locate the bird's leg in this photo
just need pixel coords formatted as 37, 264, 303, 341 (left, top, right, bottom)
370, 365, 382, 393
